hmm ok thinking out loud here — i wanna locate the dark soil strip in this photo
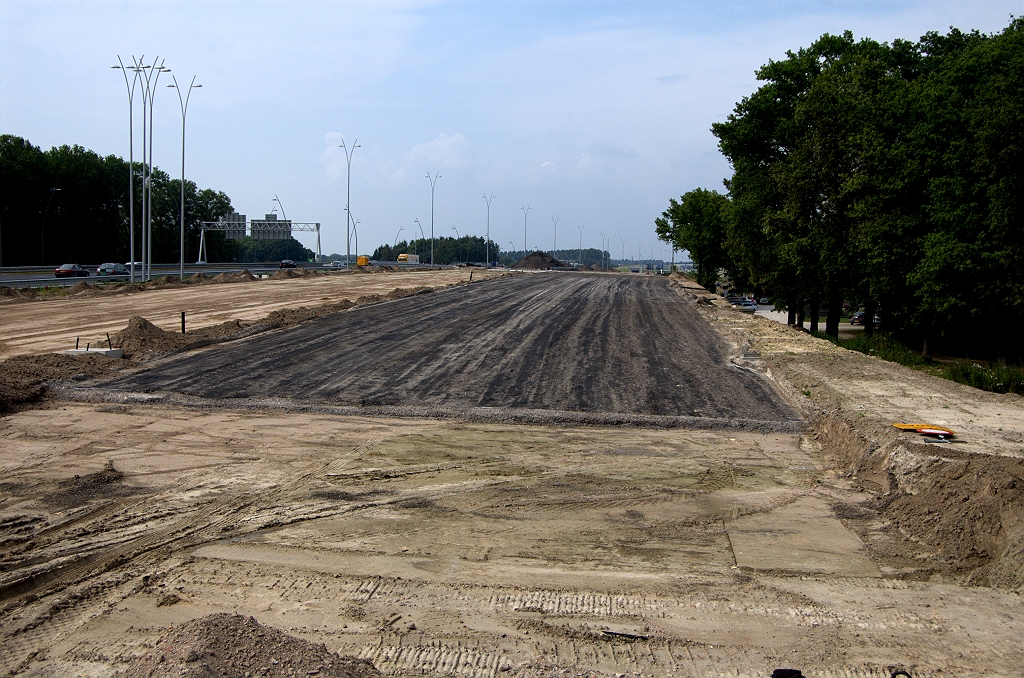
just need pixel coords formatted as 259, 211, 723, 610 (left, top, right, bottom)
97, 274, 799, 422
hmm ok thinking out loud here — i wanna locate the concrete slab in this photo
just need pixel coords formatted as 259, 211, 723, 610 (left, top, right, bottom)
62, 347, 123, 358
727, 496, 880, 576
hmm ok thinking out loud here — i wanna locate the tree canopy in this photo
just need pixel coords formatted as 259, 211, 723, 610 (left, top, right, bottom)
657, 19, 1023, 360
0, 135, 312, 266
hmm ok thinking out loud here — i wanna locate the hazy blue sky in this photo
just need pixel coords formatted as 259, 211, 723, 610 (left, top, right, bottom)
1, 1, 1019, 260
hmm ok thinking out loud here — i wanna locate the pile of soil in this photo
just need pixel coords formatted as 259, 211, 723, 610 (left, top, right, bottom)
122, 613, 381, 678
67, 281, 93, 295
186, 319, 251, 340
270, 268, 307, 280
512, 252, 565, 270
46, 460, 143, 508
112, 316, 187, 359
383, 286, 432, 300
264, 299, 356, 328
188, 272, 210, 284
0, 286, 38, 302
213, 269, 255, 283
0, 353, 125, 413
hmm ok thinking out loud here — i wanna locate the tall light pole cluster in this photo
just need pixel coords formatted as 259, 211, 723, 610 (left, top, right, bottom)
168, 75, 202, 280
482, 193, 494, 266
112, 55, 198, 282
521, 205, 531, 254
426, 172, 441, 267
338, 139, 360, 266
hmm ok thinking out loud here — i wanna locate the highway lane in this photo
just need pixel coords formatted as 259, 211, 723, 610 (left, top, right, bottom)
104, 273, 799, 422
1, 264, 300, 288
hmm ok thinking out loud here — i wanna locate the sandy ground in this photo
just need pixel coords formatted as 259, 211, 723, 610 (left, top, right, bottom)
4, 404, 1021, 677
0, 270, 496, 359
0, 272, 1022, 677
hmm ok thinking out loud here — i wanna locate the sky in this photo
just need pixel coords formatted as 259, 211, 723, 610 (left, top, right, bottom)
1, 1, 1020, 261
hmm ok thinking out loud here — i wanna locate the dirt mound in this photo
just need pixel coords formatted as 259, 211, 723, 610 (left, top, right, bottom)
0, 352, 125, 413
186, 319, 250, 340
112, 316, 186, 359
67, 281, 93, 295
270, 268, 304, 279
355, 293, 384, 305
512, 251, 564, 270
228, 269, 256, 282
122, 613, 381, 678
0, 286, 37, 302
385, 286, 432, 301
47, 460, 143, 508
188, 272, 210, 284
265, 306, 321, 327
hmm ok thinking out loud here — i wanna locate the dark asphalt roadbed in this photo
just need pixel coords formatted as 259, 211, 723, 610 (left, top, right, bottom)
100, 274, 799, 422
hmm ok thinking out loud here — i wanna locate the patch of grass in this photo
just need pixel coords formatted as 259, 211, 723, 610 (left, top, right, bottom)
812, 331, 931, 367
810, 330, 1024, 395
941, 361, 1024, 395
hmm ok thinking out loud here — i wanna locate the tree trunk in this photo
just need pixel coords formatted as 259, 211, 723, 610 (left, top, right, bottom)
787, 300, 797, 326
796, 301, 805, 329
826, 296, 841, 338
809, 294, 820, 334
922, 327, 931, 359
864, 299, 875, 337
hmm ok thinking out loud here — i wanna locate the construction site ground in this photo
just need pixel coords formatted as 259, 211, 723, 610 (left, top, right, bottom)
0, 271, 1022, 678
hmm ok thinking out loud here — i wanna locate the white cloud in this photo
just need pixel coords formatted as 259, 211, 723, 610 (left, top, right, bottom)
407, 133, 471, 169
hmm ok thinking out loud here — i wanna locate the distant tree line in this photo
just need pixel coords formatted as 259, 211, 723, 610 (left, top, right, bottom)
0, 135, 312, 266
373, 236, 501, 265
657, 20, 1023, 360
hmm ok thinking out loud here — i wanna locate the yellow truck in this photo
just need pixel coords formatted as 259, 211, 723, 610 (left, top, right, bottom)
357, 255, 370, 267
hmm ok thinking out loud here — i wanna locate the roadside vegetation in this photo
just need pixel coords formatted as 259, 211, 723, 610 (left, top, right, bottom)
0, 135, 314, 266
656, 19, 1023, 365
813, 330, 1024, 396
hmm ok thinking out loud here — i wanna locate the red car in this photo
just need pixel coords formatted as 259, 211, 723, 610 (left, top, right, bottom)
54, 264, 90, 278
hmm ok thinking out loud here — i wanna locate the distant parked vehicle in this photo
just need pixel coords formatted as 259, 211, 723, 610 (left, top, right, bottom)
54, 263, 90, 278
96, 262, 129, 277
279, 259, 296, 268
851, 311, 881, 325
326, 260, 344, 268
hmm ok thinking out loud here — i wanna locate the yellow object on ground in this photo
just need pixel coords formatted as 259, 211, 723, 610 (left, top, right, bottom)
892, 422, 956, 435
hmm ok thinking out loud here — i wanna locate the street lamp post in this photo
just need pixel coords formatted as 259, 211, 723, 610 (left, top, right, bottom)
482, 193, 494, 266
600, 232, 605, 270
521, 205, 531, 253
621, 238, 627, 266
41, 188, 60, 265
577, 225, 585, 268
135, 58, 170, 281
508, 241, 515, 265
111, 57, 141, 282
426, 172, 440, 268
551, 217, 559, 256
451, 225, 461, 264
393, 226, 404, 251
414, 218, 425, 260
338, 139, 359, 266
273, 195, 287, 220
168, 75, 201, 280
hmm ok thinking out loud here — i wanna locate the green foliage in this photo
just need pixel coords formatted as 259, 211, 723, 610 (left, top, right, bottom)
660, 19, 1023, 359
373, 236, 500, 265
941, 361, 1024, 395
812, 331, 931, 367
230, 237, 314, 263
655, 188, 733, 290
0, 134, 235, 266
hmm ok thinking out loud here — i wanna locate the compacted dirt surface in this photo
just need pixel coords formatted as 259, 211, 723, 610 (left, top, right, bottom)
0, 271, 1022, 678
99, 274, 798, 424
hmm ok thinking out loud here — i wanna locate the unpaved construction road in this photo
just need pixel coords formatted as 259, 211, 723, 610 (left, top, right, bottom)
2, 271, 1023, 678
104, 274, 797, 423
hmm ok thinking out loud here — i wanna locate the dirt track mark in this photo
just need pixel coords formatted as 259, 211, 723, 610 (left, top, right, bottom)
103, 274, 797, 421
